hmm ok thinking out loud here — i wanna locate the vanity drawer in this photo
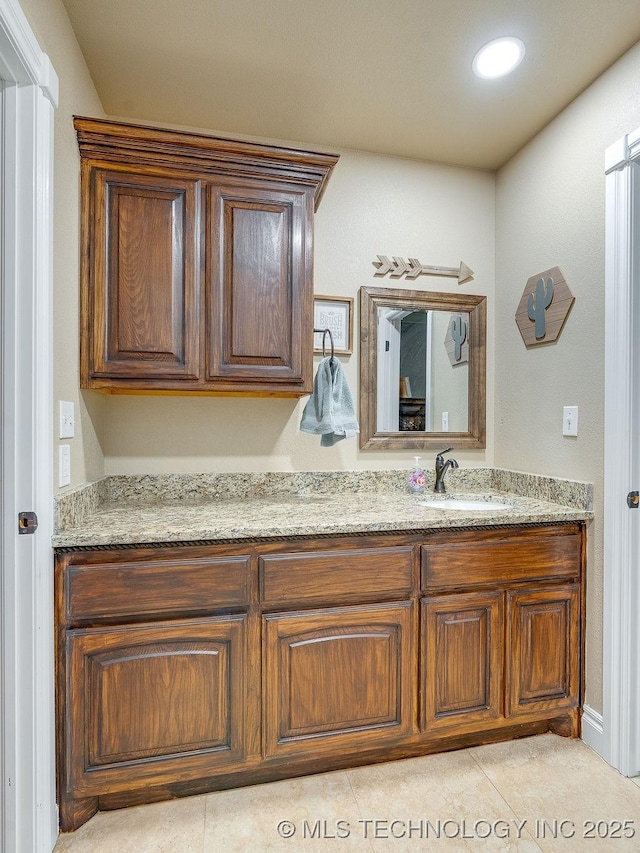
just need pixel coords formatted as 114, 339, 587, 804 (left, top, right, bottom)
260, 546, 414, 606
65, 556, 251, 622
422, 532, 581, 591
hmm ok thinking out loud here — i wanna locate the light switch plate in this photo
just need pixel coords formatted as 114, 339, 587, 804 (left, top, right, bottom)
442, 411, 449, 431
59, 401, 75, 438
59, 444, 71, 487
563, 406, 578, 436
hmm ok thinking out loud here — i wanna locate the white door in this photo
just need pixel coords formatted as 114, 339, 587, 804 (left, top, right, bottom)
377, 309, 402, 432
603, 127, 640, 777
0, 0, 58, 849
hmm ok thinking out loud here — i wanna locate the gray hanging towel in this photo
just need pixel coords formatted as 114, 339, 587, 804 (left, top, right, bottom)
300, 357, 359, 446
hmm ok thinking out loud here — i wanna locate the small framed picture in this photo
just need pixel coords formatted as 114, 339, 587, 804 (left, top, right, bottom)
313, 295, 354, 355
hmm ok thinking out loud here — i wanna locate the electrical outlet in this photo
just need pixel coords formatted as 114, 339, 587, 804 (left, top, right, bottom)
563, 406, 578, 436
59, 444, 71, 487
59, 401, 75, 438
442, 411, 449, 431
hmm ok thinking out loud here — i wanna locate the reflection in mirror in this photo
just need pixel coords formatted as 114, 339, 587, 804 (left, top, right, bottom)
360, 287, 486, 450
377, 308, 469, 433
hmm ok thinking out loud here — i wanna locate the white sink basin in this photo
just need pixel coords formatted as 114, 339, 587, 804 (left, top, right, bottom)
418, 498, 511, 511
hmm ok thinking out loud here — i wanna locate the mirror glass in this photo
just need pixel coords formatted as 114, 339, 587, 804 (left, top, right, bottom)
360, 286, 486, 450
377, 307, 469, 433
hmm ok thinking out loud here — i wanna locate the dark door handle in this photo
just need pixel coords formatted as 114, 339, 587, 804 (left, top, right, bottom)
18, 511, 38, 534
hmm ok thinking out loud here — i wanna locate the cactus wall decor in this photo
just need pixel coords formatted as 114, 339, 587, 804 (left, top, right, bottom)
445, 313, 469, 365
527, 276, 554, 338
451, 314, 467, 360
515, 266, 574, 347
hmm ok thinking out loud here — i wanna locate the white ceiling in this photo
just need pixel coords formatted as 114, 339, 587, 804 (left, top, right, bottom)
61, 0, 640, 170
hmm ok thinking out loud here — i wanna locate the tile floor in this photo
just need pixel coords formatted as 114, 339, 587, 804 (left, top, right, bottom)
53, 734, 640, 852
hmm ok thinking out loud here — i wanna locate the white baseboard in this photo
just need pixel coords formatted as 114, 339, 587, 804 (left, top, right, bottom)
581, 704, 605, 757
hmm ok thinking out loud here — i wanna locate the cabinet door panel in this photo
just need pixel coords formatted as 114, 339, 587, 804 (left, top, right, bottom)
506, 585, 580, 717
263, 603, 413, 758
66, 616, 246, 795
208, 181, 312, 388
88, 169, 200, 380
421, 592, 503, 731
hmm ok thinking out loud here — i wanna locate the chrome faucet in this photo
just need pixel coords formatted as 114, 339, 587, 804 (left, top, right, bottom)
434, 447, 459, 493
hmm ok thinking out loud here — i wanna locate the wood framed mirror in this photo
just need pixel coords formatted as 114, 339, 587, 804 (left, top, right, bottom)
359, 286, 486, 450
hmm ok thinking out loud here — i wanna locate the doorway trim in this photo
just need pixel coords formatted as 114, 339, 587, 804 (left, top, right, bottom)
0, 0, 58, 849
603, 126, 640, 777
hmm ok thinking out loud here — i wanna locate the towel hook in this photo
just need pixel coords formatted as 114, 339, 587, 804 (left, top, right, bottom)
314, 327, 335, 364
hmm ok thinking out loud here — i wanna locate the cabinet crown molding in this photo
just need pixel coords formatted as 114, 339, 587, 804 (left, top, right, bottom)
73, 116, 339, 210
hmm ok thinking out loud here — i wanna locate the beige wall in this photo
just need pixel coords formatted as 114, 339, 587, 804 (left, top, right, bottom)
20, 1, 495, 487
20, 0, 107, 491
495, 41, 640, 714
431, 310, 469, 433
102, 149, 495, 474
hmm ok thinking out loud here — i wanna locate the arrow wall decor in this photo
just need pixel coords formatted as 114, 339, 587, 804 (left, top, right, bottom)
373, 255, 474, 284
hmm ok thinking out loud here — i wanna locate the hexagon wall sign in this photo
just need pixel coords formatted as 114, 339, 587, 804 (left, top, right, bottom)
515, 266, 575, 347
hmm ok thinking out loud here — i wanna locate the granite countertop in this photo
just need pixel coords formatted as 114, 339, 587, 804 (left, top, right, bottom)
53, 469, 594, 549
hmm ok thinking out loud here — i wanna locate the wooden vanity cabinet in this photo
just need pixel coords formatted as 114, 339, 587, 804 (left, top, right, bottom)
259, 543, 416, 759
55, 522, 585, 831
506, 584, 581, 718
55, 546, 258, 831
75, 117, 339, 395
263, 602, 414, 759
421, 591, 503, 732
66, 615, 248, 792
420, 524, 583, 735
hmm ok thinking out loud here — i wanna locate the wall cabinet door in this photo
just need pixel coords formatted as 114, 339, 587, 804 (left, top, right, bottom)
65, 616, 247, 796
506, 584, 580, 718
263, 602, 414, 758
207, 180, 313, 392
83, 168, 201, 385
421, 591, 503, 732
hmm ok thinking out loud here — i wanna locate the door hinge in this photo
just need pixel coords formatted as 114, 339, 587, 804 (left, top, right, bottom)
18, 511, 38, 534
627, 491, 639, 509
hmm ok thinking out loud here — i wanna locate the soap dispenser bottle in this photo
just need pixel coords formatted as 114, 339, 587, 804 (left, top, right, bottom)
408, 456, 426, 494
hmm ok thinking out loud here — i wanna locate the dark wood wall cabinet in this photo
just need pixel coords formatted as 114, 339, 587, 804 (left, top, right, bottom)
55, 522, 585, 831
74, 117, 339, 396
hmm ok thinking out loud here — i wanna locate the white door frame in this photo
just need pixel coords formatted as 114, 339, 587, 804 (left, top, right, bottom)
0, 0, 58, 849
603, 126, 640, 777
424, 310, 433, 431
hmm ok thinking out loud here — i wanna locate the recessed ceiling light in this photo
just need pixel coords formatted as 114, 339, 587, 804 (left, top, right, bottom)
472, 37, 525, 79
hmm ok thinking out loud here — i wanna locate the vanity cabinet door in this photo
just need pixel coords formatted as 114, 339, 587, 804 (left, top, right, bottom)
421, 591, 503, 732
506, 584, 580, 719
263, 602, 414, 759
64, 616, 247, 797
81, 167, 201, 387
207, 180, 313, 394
